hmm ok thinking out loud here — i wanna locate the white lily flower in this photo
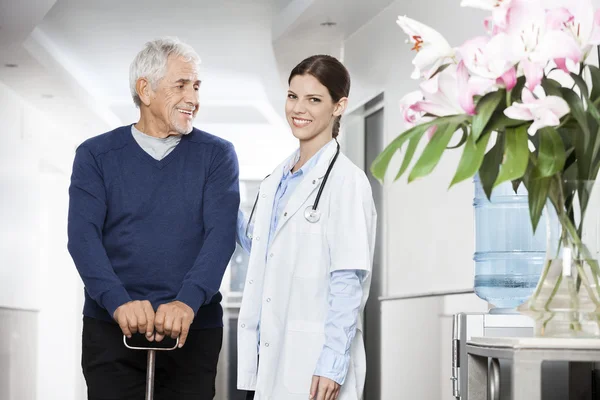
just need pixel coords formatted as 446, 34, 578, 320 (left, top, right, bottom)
396, 15, 455, 79
461, 0, 513, 32
543, 0, 600, 60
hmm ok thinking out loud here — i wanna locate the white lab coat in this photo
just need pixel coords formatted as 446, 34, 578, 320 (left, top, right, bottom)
237, 142, 377, 400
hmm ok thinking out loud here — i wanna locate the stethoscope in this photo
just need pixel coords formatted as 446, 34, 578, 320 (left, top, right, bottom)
245, 140, 340, 239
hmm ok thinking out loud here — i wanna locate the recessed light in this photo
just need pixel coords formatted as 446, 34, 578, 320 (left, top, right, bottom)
320, 21, 337, 27
41, 94, 54, 99
4, 63, 18, 68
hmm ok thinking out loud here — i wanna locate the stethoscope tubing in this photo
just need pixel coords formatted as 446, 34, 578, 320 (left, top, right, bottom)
245, 140, 340, 238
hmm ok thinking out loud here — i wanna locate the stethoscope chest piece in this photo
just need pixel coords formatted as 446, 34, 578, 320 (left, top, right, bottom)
304, 206, 321, 223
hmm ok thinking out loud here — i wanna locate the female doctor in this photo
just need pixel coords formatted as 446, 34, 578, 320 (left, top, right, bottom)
236, 55, 377, 400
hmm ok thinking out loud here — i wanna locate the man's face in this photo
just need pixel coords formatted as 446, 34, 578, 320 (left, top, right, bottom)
148, 55, 200, 135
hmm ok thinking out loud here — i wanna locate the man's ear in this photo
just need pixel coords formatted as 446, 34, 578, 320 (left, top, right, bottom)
136, 78, 153, 106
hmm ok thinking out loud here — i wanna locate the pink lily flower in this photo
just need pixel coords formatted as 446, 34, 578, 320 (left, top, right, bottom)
503, 87, 570, 135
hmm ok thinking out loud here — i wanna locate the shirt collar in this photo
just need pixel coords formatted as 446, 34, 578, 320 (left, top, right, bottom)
282, 139, 336, 178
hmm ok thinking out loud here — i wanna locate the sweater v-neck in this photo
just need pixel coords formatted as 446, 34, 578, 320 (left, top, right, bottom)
126, 124, 188, 170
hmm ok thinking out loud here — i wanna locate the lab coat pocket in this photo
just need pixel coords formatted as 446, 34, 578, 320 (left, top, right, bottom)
283, 323, 325, 395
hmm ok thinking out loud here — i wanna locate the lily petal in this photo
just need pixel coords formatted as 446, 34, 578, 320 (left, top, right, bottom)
590, 9, 600, 44
457, 61, 476, 115
546, 7, 573, 30
541, 96, 570, 117
499, 67, 517, 90
504, 104, 533, 121
534, 29, 582, 64
397, 15, 455, 80
521, 59, 544, 91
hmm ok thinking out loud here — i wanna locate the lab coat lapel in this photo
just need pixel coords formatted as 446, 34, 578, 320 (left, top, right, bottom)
256, 155, 290, 231
271, 142, 337, 241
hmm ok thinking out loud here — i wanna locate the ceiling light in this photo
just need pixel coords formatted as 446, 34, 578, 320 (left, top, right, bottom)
320, 21, 337, 27
41, 94, 54, 99
4, 63, 18, 68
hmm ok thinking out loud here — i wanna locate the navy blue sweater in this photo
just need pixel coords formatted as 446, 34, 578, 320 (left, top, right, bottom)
67, 125, 239, 329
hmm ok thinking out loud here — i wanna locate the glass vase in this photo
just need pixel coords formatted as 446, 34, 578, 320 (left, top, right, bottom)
518, 180, 600, 337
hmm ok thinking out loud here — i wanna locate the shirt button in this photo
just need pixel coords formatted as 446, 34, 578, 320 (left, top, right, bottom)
255, 236, 260, 241
241, 324, 246, 328
249, 280, 253, 284
312, 180, 316, 184
269, 253, 274, 258
283, 212, 288, 217
262, 194, 266, 198
266, 298, 271, 303
265, 343, 270, 347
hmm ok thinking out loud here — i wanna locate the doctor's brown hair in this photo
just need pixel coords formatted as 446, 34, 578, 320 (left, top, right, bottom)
288, 55, 351, 139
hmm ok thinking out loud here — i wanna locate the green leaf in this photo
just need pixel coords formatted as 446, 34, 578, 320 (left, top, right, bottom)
494, 125, 529, 187
570, 72, 590, 99
479, 133, 504, 199
510, 76, 527, 102
588, 65, 600, 102
370, 115, 466, 181
571, 72, 600, 122
561, 87, 590, 137
408, 121, 460, 182
526, 167, 551, 233
512, 178, 522, 193
395, 128, 428, 181
570, 118, 592, 180
541, 78, 562, 97
472, 90, 505, 141
484, 108, 524, 133
449, 131, 492, 187
557, 119, 577, 150
537, 127, 566, 177
587, 124, 600, 180
447, 126, 468, 149
370, 121, 435, 181
429, 63, 451, 79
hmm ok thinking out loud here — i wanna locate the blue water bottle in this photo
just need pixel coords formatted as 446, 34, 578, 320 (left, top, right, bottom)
473, 175, 549, 312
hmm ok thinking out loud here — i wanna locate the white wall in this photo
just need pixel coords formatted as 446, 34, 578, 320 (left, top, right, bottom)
343, 1, 487, 298
198, 123, 298, 181
0, 81, 85, 400
0, 84, 43, 310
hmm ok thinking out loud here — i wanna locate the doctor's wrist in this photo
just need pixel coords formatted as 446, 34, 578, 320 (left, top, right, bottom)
313, 346, 350, 385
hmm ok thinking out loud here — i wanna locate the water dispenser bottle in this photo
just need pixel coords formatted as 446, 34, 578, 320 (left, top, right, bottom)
473, 175, 549, 311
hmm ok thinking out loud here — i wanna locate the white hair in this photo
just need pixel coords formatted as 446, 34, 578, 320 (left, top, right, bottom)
129, 37, 201, 107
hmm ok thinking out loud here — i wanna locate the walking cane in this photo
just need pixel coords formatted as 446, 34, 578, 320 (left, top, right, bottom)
124, 334, 179, 400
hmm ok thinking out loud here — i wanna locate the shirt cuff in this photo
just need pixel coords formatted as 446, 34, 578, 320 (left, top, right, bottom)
99, 285, 132, 319
313, 345, 350, 385
175, 283, 207, 314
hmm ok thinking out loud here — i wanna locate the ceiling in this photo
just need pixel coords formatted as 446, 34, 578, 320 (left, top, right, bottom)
0, 0, 395, 178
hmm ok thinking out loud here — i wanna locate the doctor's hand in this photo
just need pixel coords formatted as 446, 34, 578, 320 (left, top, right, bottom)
154, 301, 194, 348
310, 375, 341, 400
113, 300, 155, 340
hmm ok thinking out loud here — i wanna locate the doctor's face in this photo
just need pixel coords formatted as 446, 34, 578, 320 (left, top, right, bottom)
285, 74, 341, 142
147, 56, 200, 135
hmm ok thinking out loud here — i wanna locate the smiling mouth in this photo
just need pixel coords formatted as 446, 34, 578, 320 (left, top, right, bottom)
292, 117, 312, 127
177, 109, 194, 116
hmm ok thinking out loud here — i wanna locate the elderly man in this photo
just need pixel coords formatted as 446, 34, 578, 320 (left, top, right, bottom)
68, 37, 239, 399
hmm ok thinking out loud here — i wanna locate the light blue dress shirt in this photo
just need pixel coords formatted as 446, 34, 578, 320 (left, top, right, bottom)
236, 141, 364, 385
